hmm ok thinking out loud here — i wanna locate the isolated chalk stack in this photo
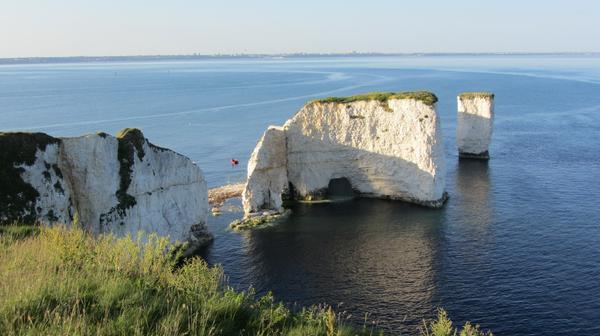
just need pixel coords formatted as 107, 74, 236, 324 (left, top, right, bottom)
456, 92, 494, 159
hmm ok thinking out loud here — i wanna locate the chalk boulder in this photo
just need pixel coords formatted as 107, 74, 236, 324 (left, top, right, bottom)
0, 129, 210, 248
457, 92, 495, 159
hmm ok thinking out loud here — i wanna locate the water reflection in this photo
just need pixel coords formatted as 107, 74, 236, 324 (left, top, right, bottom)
455, 160, 492, 234
241, 199, 446, 330
200, 158, 498, 333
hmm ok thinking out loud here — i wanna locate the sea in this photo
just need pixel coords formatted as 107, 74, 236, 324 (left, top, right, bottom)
1, 55, 599, 335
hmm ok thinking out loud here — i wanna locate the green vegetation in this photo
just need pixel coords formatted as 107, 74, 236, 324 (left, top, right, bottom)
0, 225, 40, 247
420, 309, 493, 336
314, 91, 438, 107
0, 226, 492, 335
0, 225, 373, 336
230, 210, 291, 231
0, 132, 61, 224
458, 92, 494, 100
116, 128, 147, 161
113, 128, 147, 215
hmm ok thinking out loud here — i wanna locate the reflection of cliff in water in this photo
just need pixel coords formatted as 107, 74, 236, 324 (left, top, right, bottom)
454, 159, 492, 236
242, 198, 446, 331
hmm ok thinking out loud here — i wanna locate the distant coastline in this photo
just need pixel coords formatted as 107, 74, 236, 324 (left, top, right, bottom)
1, 52, 600, 65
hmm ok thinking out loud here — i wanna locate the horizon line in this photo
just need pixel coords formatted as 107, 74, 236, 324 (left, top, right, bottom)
2, 51, 600, 65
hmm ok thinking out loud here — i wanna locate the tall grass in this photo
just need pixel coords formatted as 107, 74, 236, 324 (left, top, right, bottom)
0, 225, 39, 248
420, 309, 493, 336
0, 226, 491, 335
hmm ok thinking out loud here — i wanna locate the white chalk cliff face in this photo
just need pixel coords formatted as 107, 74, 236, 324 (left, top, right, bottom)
457, 93, 494, 159
0, 129, 210, 247
243, 92, 447, 215
243, 126, 288, 214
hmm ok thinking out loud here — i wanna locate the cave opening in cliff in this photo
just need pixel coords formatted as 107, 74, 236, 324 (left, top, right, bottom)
327, 177, 356, 201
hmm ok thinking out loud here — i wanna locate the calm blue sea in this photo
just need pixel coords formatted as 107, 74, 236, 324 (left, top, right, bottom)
1, 55, 599, 335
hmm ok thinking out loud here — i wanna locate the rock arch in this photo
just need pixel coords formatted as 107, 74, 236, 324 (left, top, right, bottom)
242, 92, 448, 217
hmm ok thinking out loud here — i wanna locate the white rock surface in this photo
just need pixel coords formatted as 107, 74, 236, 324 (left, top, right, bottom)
285, 99, 446, 204
115, 138, 209, 243
457, 94, 494, 158
242, 94, 447, 216
60, 134, 120, 235
243, 126, 288, 214
18, 142, 74, 225
0, 130, 210, 247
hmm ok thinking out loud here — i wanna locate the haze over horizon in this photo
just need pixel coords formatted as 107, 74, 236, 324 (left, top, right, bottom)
1, 0, 599, 58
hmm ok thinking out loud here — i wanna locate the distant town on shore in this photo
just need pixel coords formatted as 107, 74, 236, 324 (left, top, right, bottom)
1, 52, 599, 65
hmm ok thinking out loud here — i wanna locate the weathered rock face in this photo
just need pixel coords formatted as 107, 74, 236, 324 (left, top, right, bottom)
457, 93, 494, 159
285, 98, 446, 204
242, 126, 288, 214
0, 129, 210, 247
242, 92, 447, 217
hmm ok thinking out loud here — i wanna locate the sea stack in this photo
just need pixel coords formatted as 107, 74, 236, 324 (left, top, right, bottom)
457, 92, 495, 159
0, 128, 211, 249
243, 126, 288, 214
242, 91, 448, 220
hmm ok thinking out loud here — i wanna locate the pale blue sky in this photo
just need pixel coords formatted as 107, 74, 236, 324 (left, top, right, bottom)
1, 0, 599, 57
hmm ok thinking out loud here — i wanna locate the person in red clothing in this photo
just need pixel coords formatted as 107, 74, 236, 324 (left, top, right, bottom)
230, 158, 239, 167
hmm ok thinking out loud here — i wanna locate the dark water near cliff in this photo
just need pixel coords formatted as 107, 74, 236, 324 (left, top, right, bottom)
1, 56, 600, 335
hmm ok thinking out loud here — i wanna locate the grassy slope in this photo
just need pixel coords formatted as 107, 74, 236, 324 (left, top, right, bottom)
0, 226, 491, 336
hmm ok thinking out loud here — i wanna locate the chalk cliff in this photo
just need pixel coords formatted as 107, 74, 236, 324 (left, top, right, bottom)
242, 92, 447, 217
0, 129, 210, 248
457, 92, 495, 159
242, 126, 288, 214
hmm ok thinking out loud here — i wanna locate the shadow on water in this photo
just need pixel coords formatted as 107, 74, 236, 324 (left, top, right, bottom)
197, 149, 509, 334
242, 198, 447, 332
198, 160, 498, 333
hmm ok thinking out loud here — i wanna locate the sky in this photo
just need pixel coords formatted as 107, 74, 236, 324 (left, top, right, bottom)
1, 0, 599, 58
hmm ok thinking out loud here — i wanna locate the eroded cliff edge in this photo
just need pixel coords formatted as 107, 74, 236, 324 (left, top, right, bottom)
242, 91, 448, 221
0, 128, 211, 249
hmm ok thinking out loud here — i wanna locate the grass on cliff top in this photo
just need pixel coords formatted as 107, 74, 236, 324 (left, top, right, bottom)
314, 91, 438, 106
458, 92, 494, 99
0, 225, 492, 336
